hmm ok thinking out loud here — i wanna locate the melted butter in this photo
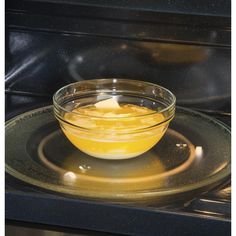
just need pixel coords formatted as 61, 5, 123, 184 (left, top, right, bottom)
61, 102, 169, 160
65, 103, 164, 131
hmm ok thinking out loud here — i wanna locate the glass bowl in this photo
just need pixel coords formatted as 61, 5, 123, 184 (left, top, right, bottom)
53, 79, 176, 160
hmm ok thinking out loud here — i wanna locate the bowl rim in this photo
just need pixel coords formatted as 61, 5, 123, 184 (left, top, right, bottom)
53, 78, 176, 119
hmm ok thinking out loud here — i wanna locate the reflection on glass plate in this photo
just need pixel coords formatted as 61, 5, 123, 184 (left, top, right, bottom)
5, 106, 230, 204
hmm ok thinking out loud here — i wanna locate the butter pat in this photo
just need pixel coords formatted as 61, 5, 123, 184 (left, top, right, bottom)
95, 98, 120, 109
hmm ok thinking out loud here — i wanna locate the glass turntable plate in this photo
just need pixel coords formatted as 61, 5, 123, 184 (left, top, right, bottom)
5, 106, 231, 204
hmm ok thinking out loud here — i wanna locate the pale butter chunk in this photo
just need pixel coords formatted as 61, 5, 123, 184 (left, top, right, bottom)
95, 97, 121, 109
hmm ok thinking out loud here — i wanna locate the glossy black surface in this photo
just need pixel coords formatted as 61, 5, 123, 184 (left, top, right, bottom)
5, 30, 230, 112
6, 177, 230, 236
6, 0, 231, 27
6, 0, 231, 113
6, 11, 230, 47
7, 0, 231, 15
6, 220, 121, 236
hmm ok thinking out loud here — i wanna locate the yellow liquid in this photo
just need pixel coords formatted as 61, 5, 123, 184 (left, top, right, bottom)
61, 104, 169, 160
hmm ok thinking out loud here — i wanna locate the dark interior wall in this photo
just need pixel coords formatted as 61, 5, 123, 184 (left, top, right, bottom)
5, 0, 231, 112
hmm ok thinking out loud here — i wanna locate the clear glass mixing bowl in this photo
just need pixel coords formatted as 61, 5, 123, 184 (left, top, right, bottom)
53, 79, 176, 160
